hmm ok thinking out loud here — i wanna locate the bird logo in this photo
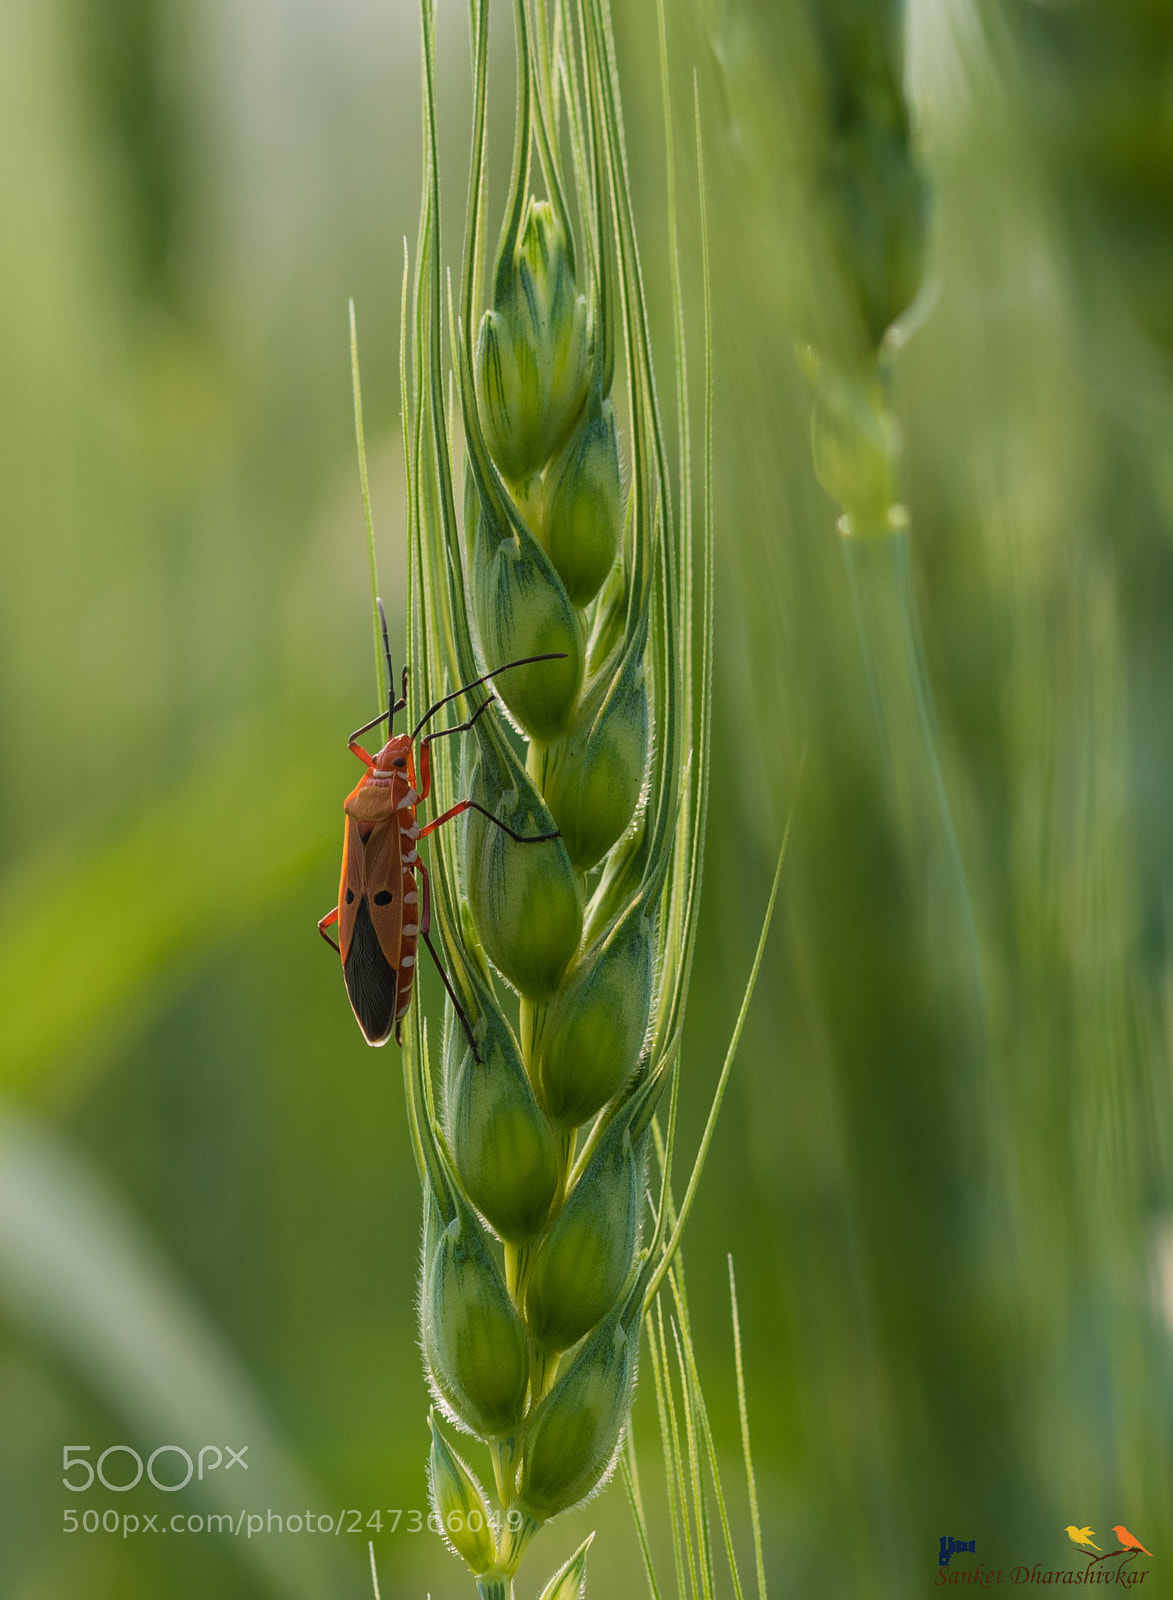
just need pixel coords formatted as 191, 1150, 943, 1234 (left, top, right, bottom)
1112, 1526, 1153, 1559
1065, 1526, 1103, 1554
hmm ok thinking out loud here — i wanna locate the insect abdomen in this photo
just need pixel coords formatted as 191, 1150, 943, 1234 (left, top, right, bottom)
393, 874, 420, 1027
344, 897, 399, 1044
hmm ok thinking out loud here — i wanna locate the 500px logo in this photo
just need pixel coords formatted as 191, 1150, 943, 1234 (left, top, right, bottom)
62, 1444, 248, 1492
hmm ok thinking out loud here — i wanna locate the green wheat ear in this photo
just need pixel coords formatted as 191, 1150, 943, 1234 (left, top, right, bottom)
356, 2, 791, 1596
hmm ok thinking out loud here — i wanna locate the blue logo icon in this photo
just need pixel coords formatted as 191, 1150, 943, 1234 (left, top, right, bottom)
940, 1536, 976, 1568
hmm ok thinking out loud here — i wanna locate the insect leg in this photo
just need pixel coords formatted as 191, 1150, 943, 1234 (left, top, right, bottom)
416, 695, 495, 804
417, 798, 561, 844
411, 862, 481, 1062
409, 653, 568, 741
317, 907, 341, 953
346, 719, 384, 758
425, 694, 495, 745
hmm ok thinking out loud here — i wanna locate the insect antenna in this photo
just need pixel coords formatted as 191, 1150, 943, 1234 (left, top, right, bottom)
347, 612, 411, 748
376, 597, 397, 728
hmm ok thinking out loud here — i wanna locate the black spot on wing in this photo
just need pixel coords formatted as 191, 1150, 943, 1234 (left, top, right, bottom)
373, 889, 393, 906
343, 897, 398, 1044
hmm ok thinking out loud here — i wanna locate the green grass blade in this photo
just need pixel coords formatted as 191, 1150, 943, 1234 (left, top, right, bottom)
654, 0, 691, 646
651, 1298, 696, 1600
729, 1258, 768, 1600
558, 0, 595, 273
648, 1048, 682, 1262
657, 82, 713, 1057
668, 1268, 746, 1600
645, 756, 803, 1308
400, 239, 415, 575
619, 1430, 666, 1600
669, 1315, 716, 1600
525, 0, 574, 264
349, 298, 386, 716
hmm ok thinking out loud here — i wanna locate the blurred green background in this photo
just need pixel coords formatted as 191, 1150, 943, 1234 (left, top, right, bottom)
2, 0, 1171, 1595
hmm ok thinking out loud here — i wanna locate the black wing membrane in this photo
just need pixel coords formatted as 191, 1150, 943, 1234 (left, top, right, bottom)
343, 897, 398, 1044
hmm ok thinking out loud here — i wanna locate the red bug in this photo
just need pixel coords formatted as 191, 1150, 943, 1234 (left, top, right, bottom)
319, 600, 563, 1053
